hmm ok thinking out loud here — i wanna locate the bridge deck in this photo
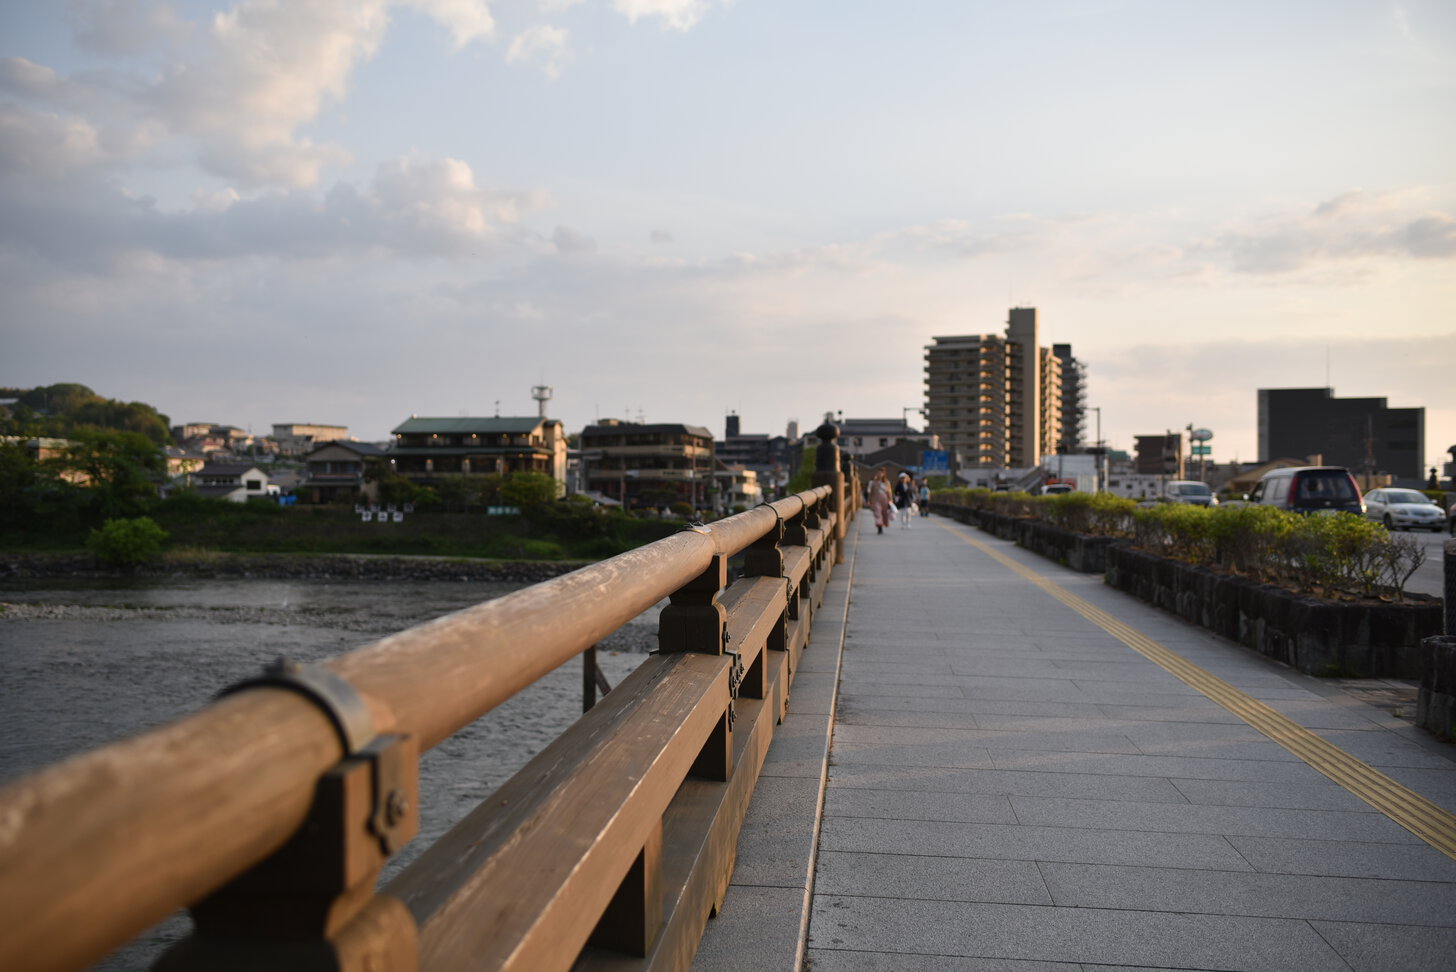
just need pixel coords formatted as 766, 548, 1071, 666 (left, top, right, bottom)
695, 509, 1456, 971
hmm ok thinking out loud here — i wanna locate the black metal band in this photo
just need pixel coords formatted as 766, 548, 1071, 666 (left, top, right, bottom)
218, 657, 376, 756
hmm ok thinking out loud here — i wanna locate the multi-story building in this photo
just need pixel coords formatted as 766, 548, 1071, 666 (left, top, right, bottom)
271, 423, 348, 456
1053, 343, 1087, 453
832, 418, 937, 460
716, 413, 798, 498
1134, 433, 1184, 477
924, 307, 1064, 470
389, 416, 567, 489
580, 420, 714, 509
1257, 387, 1424, 483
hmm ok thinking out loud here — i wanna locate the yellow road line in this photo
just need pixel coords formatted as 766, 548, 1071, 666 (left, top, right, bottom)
936, 520, 1456, 860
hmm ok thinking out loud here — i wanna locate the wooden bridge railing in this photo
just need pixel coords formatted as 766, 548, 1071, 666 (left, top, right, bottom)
0, 458, 852, 971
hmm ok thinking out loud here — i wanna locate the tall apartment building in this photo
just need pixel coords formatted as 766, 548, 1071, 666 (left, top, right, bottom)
924, 308, 1064, 470
1053, 343, 1087, 453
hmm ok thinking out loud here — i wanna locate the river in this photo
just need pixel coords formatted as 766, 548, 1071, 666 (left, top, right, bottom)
0, 574, 658, 970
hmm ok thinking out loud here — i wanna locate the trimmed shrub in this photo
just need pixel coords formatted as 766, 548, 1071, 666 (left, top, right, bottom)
86, 516, 168, 569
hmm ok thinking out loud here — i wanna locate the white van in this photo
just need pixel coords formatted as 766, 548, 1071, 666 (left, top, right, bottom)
1164, 480, 1217, 506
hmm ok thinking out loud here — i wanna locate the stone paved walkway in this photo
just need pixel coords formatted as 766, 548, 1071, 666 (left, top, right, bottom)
696, 509, 1456, 971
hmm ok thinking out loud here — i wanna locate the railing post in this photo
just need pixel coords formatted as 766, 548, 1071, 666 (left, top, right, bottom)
155, 663, 420, 972
813, 420, 846, 564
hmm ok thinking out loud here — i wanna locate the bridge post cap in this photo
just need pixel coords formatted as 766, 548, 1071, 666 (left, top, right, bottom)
814, 421, 839, 443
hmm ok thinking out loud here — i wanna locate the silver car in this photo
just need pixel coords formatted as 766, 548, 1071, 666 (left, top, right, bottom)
1362, 487, 1446, 532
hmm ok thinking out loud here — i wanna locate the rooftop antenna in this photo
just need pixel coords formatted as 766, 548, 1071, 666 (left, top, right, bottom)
531, 385, 552, 420
494, 400, 500, 418
1325, 344, 1331, 390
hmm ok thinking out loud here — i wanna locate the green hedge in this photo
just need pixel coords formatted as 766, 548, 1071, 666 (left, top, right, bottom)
931, 488, 1428, 601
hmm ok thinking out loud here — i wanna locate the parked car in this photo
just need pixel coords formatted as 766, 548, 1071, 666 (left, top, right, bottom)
1040, 483, 1074, 495
1246, 466, 1363, 515
1361, 487, 1446, 532
1163, 480, 1218, 506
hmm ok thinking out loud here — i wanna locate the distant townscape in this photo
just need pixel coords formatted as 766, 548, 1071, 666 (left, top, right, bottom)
2, 308, 1450, 519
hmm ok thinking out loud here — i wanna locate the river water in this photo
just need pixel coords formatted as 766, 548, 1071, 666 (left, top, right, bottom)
0, 574, 658, 970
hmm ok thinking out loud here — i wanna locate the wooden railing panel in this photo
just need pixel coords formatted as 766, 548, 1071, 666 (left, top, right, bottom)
392, 651, 730, 970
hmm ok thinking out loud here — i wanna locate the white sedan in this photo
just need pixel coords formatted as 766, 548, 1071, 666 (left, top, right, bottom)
1362, 487, 1447, 532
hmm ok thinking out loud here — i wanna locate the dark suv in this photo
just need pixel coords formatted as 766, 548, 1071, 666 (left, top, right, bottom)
1247, 466, 1364, 515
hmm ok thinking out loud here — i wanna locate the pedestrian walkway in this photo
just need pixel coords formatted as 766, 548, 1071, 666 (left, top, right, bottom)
695, 508, 1456, 971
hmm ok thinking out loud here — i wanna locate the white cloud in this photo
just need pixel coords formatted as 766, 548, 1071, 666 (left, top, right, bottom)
612, 0, 712, 31
67, 0, 193, 57
507, 24, 571, 79
400, 0, 496, 49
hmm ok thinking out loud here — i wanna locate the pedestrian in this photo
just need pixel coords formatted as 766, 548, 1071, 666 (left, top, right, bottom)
894, 471, 916, 529
868, 469, 894, 534
918, 479, 931, 517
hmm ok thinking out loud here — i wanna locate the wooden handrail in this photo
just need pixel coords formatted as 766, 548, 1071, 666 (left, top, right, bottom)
0, 486, 835, 972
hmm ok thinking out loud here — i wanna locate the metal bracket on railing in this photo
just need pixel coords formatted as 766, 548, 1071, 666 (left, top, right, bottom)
218, 657, 415, 855
161, 660, 422, 970
221, 656, 375, 754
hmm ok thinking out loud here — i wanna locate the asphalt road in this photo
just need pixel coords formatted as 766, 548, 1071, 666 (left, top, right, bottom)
1403, 528, 1455, 599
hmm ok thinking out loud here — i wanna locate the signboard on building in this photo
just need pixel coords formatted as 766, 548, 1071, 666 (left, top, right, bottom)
921, 450, 949, 474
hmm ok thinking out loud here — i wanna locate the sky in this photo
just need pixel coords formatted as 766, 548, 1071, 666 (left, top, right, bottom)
1, 0, 1453, 471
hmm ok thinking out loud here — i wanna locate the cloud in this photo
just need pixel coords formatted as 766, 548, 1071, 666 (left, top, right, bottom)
67, 0, 193, 57
612, 0, 713, 31
0, 153, 538, 267
400, 0, 496, 48
507, 24, 571, 79
1204, 190, 1456, 275
0, 104, 105, 176
7, 1, 497, 190
551, 225, 596, 253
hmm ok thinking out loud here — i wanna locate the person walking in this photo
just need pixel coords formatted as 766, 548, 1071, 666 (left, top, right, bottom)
918, 479, 931, 517
868, 469, 894, 534
894, 471, 916, 529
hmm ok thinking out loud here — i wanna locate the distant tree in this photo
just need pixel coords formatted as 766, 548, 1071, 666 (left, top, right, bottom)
46, 429, 165, 521
0, 441, 39, 529
500, 472, 559, 509
9, 383, 172, 445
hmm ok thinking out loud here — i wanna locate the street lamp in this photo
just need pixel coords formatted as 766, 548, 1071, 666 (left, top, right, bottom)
1089, 406, 1104, 492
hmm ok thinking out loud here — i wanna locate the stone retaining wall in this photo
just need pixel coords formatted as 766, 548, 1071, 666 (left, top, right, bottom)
930, 505, 1114, 573
1105, 545, 1442, 678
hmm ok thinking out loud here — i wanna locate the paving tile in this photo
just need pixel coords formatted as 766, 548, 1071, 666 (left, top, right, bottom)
824, 786, 1016, 824
1228, 834, 1456, 881
1308, 919, 1456, 972
806, 897, 1349, 971
1010, 794, 1414, 843
726, 775, 821, 888
814, 850, 1051, 905
1309, 729, 1456, 770
819, 817, 1253, 870
1096, 702, 1245, 724
692, 885, 805, 972
1039, 861, 1456, 924
826, 764, 1191, 804
1170, 776, 1370, 811
985, 748, 1319, 783
832, 724, 1142, 758
804, 951, 1081, 972
759, 710, 832, 778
